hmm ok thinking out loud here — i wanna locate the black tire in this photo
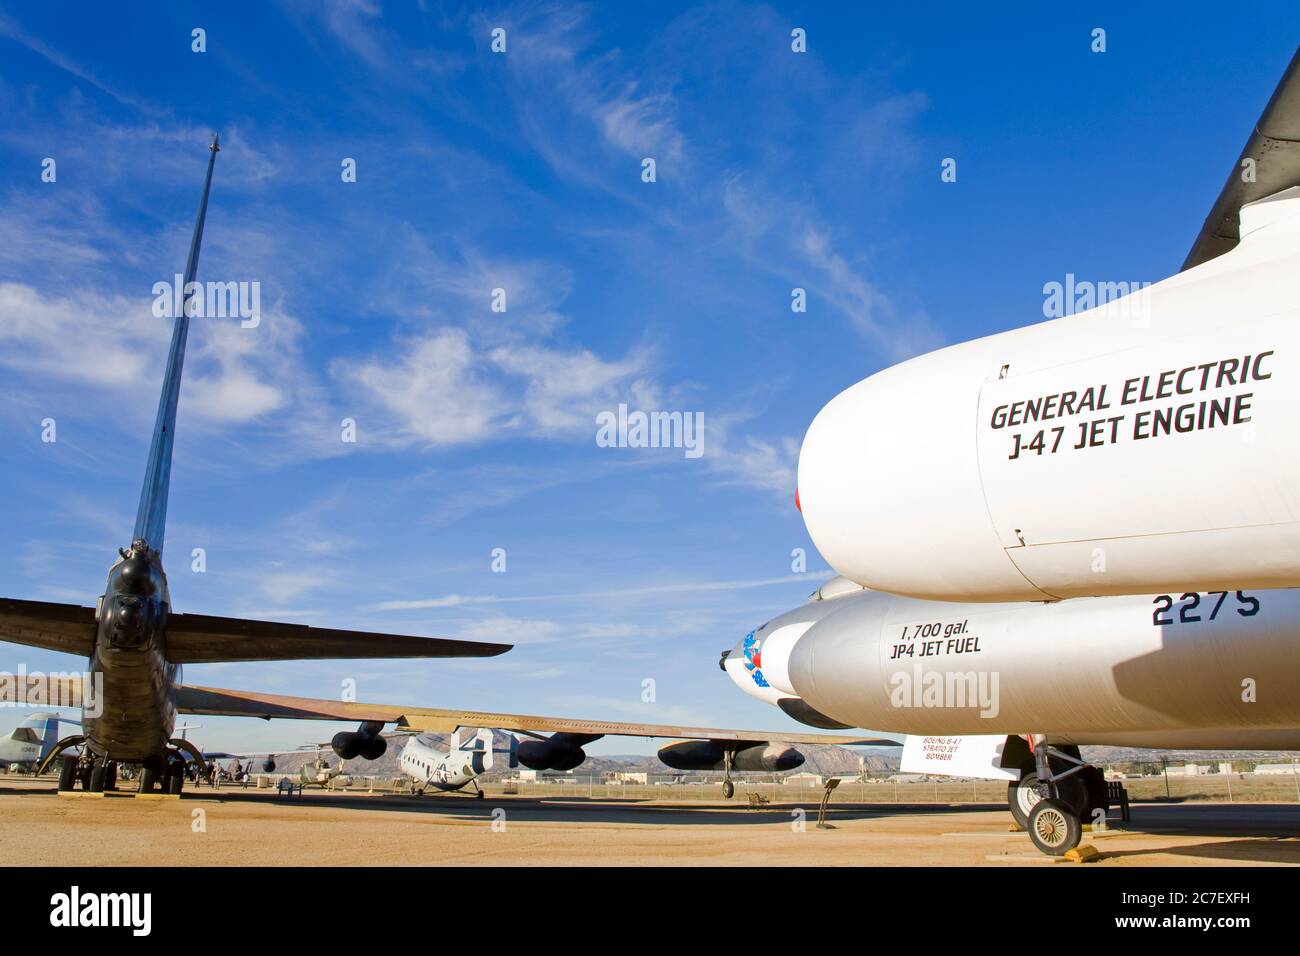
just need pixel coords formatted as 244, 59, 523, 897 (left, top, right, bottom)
57, 756, 77, 792
89, 763, 106, 792
139, 766, 157, 793
722, 780, 735, 799
1028, 798, 1082, 856
1007, 767, 1041, 830
166, 768, 184, 795
104, 764, 117, 792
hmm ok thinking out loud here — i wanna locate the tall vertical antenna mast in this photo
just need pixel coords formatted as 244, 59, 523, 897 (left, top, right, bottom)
132, 134, 220, 555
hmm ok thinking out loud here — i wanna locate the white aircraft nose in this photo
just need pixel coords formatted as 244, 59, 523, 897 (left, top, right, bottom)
722, 622, 812, 704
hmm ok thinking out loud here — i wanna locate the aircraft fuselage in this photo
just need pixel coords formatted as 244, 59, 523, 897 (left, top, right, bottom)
83, 543, 178, 763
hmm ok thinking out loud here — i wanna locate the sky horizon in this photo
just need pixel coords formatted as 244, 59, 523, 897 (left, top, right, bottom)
1, 3, 1297, 755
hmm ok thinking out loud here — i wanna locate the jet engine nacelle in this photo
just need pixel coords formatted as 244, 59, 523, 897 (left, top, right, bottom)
331, 724, 387, 761
657, 739, 804, 772
515, 734, 588, 771
798, 196, 1300, 602
262, 758, 276, 773
726, 582, 1300, 748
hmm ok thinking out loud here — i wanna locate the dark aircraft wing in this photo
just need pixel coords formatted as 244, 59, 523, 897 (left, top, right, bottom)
0, 600, 509, 662
174, 684, 899, 747
164, 613, 511, 663
1182, 46, 1300, 270
0, 598, 96, 656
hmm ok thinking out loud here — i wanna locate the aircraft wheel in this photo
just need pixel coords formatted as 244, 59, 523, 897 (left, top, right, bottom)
722, 780, 735, 799
57, 756, 77, 792
1007, 767, 1041, 830
89, 762, 106, 792
1010, 759, 1089, 828
476, 790, 485, 800
139, 765, 157, 793
104, 763, 117, 791
166, 768, 184, 795
1027, 799, 1082, 856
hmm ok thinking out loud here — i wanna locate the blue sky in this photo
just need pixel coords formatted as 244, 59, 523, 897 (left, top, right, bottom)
1, 2, 1297, 754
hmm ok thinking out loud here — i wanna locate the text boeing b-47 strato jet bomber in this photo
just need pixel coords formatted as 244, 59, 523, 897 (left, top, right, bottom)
726, 48, 1300, 856
0, 137, 893, 796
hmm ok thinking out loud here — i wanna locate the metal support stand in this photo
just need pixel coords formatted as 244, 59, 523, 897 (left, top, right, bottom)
816, 777, 842, 829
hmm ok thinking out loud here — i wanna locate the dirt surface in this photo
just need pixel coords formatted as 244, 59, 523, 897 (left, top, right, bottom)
3, 779, 1297, 866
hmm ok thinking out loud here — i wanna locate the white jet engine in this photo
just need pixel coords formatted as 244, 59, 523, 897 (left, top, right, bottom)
724, 577, 1300, 750
798, 189, 1300, 601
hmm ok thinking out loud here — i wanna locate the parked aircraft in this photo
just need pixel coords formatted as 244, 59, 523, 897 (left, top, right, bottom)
731, 49, 1300, 856
393, 719, 861, 798
200, 747, 349, 789
0, 136, 509, 796
14, 677, 894, 799
0, 713, 78, 771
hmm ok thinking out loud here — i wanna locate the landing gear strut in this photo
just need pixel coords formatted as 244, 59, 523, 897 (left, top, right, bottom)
721, 749, 735, 799
1020, 735, 1087, 856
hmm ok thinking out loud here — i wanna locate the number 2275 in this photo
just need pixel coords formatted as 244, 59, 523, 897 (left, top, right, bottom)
1152, 591, 1259, 626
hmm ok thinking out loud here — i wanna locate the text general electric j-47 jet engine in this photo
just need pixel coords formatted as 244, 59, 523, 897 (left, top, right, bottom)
798, 190, 1300, 602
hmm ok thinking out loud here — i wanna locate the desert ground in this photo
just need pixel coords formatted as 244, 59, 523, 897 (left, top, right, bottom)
3, 777, 1297, 866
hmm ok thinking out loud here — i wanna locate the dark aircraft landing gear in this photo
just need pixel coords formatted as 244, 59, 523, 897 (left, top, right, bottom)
138, 754, 169, 793
57, 755, 78, 792
721, 749, 736, 799
137, 745, 191, 795
53, 751, 120, 793
162, 754, 187, 795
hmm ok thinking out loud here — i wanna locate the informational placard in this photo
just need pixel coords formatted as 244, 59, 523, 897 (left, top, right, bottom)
899, 734, 1018, 780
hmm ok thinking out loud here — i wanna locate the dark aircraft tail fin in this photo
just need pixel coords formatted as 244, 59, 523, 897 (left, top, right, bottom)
163, 611, 511, 663
132, 135, 221, 556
